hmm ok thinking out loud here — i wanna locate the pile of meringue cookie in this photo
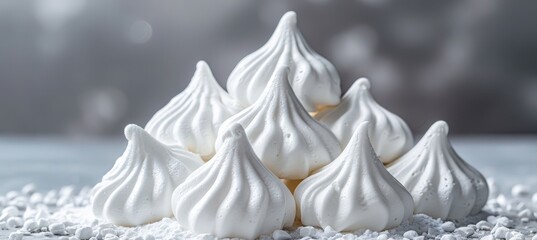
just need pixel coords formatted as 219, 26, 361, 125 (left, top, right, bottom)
90, 11, 489, 239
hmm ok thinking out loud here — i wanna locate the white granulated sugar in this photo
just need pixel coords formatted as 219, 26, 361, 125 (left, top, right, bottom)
6, 217, 23, 228
8, 231, 23, 240
74, 226, 92, 240
272, 229, 292, 240
37, 218, 49, 229
49, 223, 66, 235
1, 180, 537, 240
22, 219, 39, 232
512, 184, 531, 198
440, 221, 456, 232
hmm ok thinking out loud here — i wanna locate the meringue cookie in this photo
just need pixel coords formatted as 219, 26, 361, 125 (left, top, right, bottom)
387, 121, 489, 220
227, 11, 341, 112
91, 124, 204, 226
315, 78, 413, 164
172, 123, 295, 239
294, 121, 414, 232
145, 61, 241, 160
216, 66, 341, 179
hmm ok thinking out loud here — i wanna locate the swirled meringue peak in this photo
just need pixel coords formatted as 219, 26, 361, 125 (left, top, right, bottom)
91, 124, 204, 227
145, 61, 241, 160
315, 78, 413, 164
171, 123, 295, 239
387, 121, 489, 220
295, 121, 414, 232
216, 66, 341, 180
227, 11, 341, 112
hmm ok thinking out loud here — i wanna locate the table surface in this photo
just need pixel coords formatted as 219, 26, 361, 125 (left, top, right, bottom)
1, 135, 536, 194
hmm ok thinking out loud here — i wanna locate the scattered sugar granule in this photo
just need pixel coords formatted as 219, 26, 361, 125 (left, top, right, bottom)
493, 227, 510, 239
66, 225, 78, 235
377, 233, 388, 240
49, 223, 66, 235
511, 184, 530, 198
143, 234, 156, 240
2, 206, 19, 217
104, 233, 120, 240
0, 221, 7, 230
8, 232, 23, 240
455, 226, 474, 237
441, 222, 456, 232
6, 191, 18, 200
37, 218, 49, 229
480, 234, 493, 240
495, 216, 513, 228
6, 217, 23, 228
30, 193, 43, 205
22, 219, 39, 232
272, 229, 291, 240
299, 226, 316, 237
403, 230, 418, 238
75, 226, 94, 240
476, 221, 493, 230
21, 184, 36, 196
440, 234, 456, 240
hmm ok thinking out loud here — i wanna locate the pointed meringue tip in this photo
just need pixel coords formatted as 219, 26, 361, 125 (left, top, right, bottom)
196, 60, 210, 71
278, 11, 297, 27
356, 78, 371, 90
428, 120, 449, 136
194, 60, 213, 77
124, 124, 145, 141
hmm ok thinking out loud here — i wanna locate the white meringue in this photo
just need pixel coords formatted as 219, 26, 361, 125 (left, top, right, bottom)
172, 123, 295, 239
227, 11, 341, 112
315, 78, 413, 164
216, 66, 341, 180
387, 121, 489, 220
91, 124, 204, 226
294, 121, 414, 232
145, 61, 241, 160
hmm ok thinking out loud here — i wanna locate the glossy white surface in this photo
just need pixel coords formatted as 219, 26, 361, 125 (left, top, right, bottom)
295, 122, 414, 231
216, 67, 341, 179
227, 11, 341, 112
387, 121, 489, 220
316, 78, 413, 164
91, 124, 203, 226
145, 61, 241, 160
172, 123, 295, 239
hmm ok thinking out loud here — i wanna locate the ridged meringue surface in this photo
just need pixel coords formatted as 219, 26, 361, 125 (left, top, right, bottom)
294, 121, 414, 232
145, 61, 241, 160
387, 121, 489, 220
172, 123, 295, 239
315, 78, 413, 164
216, 67, 341, 180
91, 124, 204, 226
227, 11, 341, 112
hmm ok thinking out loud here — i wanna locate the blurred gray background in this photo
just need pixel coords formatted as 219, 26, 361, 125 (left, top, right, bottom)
1, 0, 537, 136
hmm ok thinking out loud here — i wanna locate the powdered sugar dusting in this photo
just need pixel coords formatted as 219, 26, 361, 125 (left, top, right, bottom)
1, 180, 537, 239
